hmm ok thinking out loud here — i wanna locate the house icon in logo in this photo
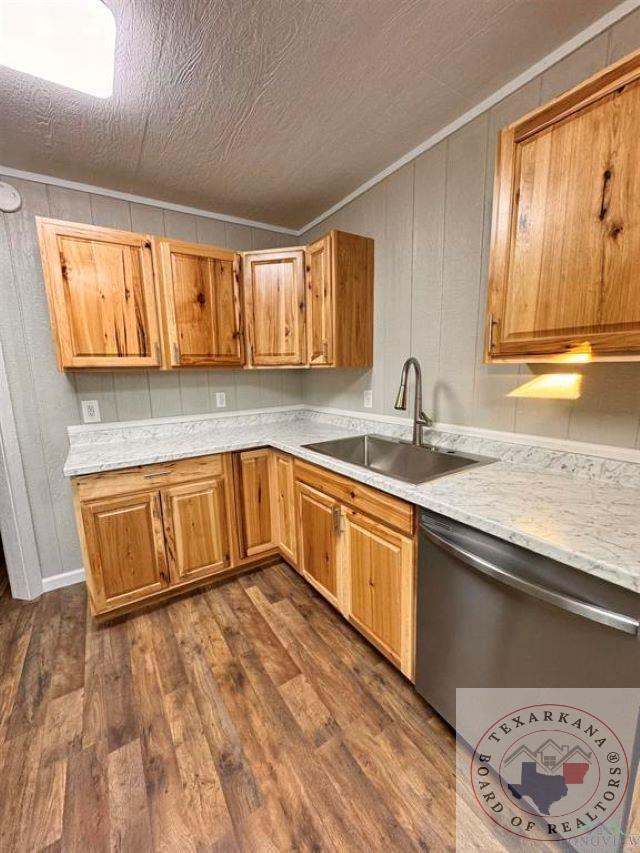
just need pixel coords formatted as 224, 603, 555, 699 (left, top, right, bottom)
505, 738, 592, 775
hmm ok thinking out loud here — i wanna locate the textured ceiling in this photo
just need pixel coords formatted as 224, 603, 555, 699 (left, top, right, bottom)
0, 0, 623, 228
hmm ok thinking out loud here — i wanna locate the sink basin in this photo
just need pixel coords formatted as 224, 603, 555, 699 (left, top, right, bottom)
303, 434, 494, 485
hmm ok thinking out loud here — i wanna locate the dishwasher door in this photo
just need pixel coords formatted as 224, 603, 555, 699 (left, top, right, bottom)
415, 511, 640, 731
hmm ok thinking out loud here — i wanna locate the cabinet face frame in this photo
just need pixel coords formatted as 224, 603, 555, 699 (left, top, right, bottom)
155, 238, 244, 368
486, 48, 640, 363
161, 476, 231, 583
80, 490, 169, 612
36, 218, 163, 370
305, 234, 334, 366
242, 249, 307, 366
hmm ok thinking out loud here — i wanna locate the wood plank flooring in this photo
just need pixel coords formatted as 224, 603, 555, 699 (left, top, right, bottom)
3, 560, 604, 852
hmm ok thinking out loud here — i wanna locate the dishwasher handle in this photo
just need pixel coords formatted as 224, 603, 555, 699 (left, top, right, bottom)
422, 526, 640, 637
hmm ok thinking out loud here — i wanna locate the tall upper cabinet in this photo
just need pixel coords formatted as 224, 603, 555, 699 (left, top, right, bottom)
37, 218, 163, 369
156, 239, 244, 367
486, 48, 640, 362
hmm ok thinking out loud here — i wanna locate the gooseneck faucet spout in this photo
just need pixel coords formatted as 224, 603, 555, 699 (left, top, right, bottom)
393, 357, 433, 445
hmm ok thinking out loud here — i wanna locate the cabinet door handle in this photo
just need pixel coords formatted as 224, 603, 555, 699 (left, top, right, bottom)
487, 313, 497, 353
154, 342, 161, 363
144, 470, 173, 478
332, 505, 342, 534
172, 342, 180, 364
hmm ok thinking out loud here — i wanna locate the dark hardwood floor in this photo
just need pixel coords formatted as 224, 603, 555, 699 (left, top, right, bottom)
0, 561, 486, 851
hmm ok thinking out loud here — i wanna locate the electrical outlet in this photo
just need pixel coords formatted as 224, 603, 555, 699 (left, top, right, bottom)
81, 400, 101, 423
363, 389, 373, 409
215, 392, 226, 408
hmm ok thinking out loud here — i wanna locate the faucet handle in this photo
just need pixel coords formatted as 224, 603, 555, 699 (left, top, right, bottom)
418, 410, 433, 427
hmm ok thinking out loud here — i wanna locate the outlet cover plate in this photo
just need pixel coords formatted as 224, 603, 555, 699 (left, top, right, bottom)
215, 392, 226, 408
81, 400, 101, 423
363, 390, 373, 409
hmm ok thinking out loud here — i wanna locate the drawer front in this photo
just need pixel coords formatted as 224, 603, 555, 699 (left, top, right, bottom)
74, 454, 225, 501
293, 459, 414, 536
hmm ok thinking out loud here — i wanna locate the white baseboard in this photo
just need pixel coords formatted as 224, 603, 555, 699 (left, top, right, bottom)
41, 567, 85, 593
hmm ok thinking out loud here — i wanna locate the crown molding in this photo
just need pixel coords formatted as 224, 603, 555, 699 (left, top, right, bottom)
0, 165, 298, 235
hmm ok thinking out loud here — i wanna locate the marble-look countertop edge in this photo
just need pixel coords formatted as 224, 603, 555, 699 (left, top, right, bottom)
63, 422, 640, 596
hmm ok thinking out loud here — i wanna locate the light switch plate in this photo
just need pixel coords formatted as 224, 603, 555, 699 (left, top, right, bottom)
81, 400, 101, 423
363, 389, 373, 409
215, 392, 226, 408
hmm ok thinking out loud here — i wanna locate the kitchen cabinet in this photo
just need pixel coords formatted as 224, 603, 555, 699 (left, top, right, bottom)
37, 217, 374, 372
305, 231, 374, 367
486, 48, 640, 362
295, 480, 341, 606
343, 508, 415, 676
272, 451, 298, 566
294, 459, 416, 678
233, 449, 275, 557
242, 249, 307, 365
156, 238, 244, 367
81, 490, 169, 612
161, 477, 231, 582
73, 454, 247, 616
37, 218, 163, 370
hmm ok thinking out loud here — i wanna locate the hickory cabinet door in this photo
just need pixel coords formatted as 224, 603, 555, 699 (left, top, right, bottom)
234, 449, 275, 557
343, 508, 415, 678
305, 235, 333, 365
37, 218, 162, 369
487, 53, 640, 361
161, 477, 231, 582
272, 451, 298, 566
156, 239, 244, 367
81, 490, 169, 612
295, 480, 341, 607
243, 249, 306, 365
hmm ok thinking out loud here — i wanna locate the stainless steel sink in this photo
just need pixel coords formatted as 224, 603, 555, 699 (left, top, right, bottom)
303, 434, 494, 485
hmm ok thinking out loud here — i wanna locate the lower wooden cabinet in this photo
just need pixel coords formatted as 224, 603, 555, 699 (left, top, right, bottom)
161, 477, 231, 582
72, 450, 416, 679
233, 449, 275, 557
294, 459, 416, 679
296, 481, 340, 606
343, 508, 415, 676
81, 490, 169, 612
272, 451, 297, 566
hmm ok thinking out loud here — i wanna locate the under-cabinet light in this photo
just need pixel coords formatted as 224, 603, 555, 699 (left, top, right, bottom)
0, 0, 115, 97
508, 373, 583, 400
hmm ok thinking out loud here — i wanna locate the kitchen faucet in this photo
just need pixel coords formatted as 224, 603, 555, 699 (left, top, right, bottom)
394, 357, 433, 445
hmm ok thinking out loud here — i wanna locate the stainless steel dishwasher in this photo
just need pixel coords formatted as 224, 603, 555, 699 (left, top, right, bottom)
415, 509, 640, 729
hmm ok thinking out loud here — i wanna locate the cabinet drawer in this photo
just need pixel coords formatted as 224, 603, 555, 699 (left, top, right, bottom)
73, 454, 225, 501
293, 459, 414, 535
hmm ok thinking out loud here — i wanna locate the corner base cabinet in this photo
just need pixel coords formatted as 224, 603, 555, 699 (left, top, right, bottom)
72, 449, 416, 680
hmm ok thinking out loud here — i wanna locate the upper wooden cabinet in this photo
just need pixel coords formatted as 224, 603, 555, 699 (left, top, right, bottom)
486, 49, 640, 362
242, 248, 307, 366
156, 239, 244, 368
305, 231, 374, 367
37, 218, 162, 369
37, 217, 374, 371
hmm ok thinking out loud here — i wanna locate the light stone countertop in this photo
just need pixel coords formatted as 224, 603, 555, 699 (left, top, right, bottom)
64, 412, 640, 596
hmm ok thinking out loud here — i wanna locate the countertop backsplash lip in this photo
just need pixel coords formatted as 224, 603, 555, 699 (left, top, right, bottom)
67, 404, 640, 488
